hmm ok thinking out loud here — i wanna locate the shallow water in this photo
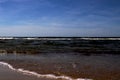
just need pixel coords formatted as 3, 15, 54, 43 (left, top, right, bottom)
0, 63, 55, 80
0, 53, 120, 80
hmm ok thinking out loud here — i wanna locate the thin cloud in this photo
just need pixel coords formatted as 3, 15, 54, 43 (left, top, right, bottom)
0, 0, 120, 36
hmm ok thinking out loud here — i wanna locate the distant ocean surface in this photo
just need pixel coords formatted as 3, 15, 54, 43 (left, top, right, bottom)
0, 53, 120, 80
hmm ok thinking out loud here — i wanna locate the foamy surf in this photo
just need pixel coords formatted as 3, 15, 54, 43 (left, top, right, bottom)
0, 61, 92, 80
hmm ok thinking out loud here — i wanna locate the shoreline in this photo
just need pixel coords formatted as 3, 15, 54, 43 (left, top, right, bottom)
1, 54, 120, 80
0, 61, 90, 80
0, 37, 120, 80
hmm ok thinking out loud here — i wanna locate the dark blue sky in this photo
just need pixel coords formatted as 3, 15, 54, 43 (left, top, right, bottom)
0, 0, 120, 37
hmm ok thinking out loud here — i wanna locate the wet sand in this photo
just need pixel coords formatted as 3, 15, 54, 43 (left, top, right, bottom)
0, 63, 56, 80
0, 62, 81, 80
0, 53, 120, 80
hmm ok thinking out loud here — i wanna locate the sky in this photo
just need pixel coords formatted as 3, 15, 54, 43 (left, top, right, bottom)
0, 0, 120, 37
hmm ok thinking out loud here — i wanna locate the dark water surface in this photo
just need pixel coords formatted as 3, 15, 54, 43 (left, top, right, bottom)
0, 53, 120, 80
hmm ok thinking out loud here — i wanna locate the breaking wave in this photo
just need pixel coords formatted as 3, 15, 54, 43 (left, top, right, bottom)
0, 61, 92, 80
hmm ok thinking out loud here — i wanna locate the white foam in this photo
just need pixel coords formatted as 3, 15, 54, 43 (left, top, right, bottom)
0, 61, 92, 80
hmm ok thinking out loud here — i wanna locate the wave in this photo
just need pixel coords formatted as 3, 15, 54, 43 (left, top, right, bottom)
0, 61, 92, 80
